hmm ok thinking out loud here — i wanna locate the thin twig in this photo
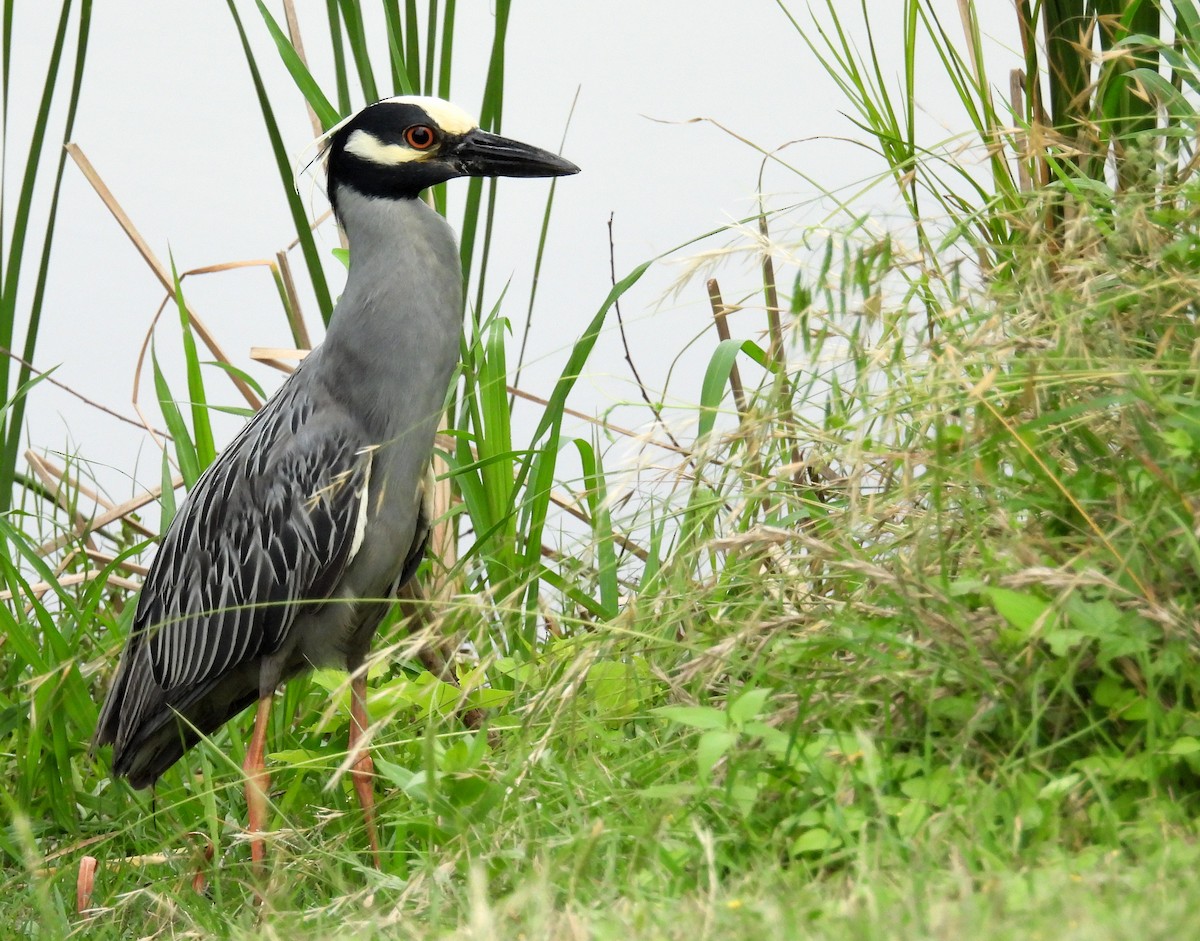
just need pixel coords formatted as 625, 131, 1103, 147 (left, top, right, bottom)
1010, 70, 1032, 192
512, 85, 581, 397
249, 347, 300, 375
547, 489, 648, 561
507, 384, 692, 457
286, 207, 335, 252
0, 346, 170, 438
759, 213, 785, 371
259, 345, 695, 458
607, 213, 684, 451
755, 205, 803, 498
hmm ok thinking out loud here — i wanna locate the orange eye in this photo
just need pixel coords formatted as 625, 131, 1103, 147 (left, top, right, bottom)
404, 125, 437, 150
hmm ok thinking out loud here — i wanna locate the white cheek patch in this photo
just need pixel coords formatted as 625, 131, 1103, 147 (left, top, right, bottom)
344, 128, 426, 166
379, 95, 478, 135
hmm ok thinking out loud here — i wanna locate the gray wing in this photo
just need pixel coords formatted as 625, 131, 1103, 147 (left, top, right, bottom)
136, 383, 370, 693
93, 362, 388, 785
105, 369, 369, 715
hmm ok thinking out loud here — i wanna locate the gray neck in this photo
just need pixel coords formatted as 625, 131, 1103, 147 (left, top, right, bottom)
318, 187, 464, 438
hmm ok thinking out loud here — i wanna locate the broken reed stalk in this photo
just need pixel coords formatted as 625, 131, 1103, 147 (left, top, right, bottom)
757, 211, 803, 481
706, 279, 748, 421
65, 143, 262, 411
275, 250, 312, 349
282, 0, 324, 140
0, 569, 143, 603
38, 474, 184, 557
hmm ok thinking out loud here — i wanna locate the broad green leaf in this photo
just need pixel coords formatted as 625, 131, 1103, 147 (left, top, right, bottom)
728, 687, 773, 726
791, 827, 839, 854
988, 587, 1054, 636
696, 729, 737, 780
697, 338, 745, 440
653, 704, 728, 731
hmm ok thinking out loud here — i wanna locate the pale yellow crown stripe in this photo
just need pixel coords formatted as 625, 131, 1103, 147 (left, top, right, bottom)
390, 96, 477, 135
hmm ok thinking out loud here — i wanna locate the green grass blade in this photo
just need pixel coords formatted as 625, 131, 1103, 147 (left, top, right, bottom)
478, 314, 514, 534
438, 0, 455, 98
335, 0, 380, 102
0, 0, 87, 506
170, 256, 216, 469
327, 0, 351, 114
0, 0, 72, 348
513, 88, 578, 390
404, 0, 421, 93
152, 346, 200, 488
423, 0, 438, 94
0, 0, 92, 507
382, 0, 411, 95
253, 0, 338, 128
574, 437, 618, 617
529, 261, 652, 448
160, 447, 177, 530
226, 0, 334, 323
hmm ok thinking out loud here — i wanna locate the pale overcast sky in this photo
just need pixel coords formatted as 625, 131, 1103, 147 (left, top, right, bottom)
10, 1, 1018, 511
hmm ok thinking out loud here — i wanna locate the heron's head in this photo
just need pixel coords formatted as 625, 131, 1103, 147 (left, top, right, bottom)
322, 96, 579, 217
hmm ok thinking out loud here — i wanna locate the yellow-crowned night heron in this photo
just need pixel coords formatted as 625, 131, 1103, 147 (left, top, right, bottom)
94, 96, 578, 864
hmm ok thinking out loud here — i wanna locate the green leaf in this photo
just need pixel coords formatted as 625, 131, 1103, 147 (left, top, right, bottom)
988, 587, 1055, 637
641, 783, 700, 800
653, 704, 728, 731
205, 359, 267, 399
269, 748, 328, 767
896, 799, 929, 838
697, 338, 746, 440
728, 687, 773, 726
587, 659, 639, 719
696, 729, 737, 780
899, 771, 952, 807
1037, 773, 1083, 800
1169, 737, 1200, 756
791, 827, 839, 854
575, 437, 619, 618
159, 449, 177, 531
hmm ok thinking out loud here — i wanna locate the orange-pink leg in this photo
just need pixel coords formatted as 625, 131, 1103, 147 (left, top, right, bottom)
191, 838, 214, 895
76, 855, 97, 913
243, 694, 274, 868
348, 674, 380, 867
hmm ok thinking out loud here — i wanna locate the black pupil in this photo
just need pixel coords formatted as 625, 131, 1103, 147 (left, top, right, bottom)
410, 127, 432, 147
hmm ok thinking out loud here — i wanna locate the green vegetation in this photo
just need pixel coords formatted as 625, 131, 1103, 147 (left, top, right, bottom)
4, 1, 1200, 937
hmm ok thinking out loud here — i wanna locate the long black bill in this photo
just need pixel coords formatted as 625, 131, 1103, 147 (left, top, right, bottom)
452, 128, 580, 178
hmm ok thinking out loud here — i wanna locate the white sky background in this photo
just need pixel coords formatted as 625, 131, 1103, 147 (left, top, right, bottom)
9, 0, 1020, 520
